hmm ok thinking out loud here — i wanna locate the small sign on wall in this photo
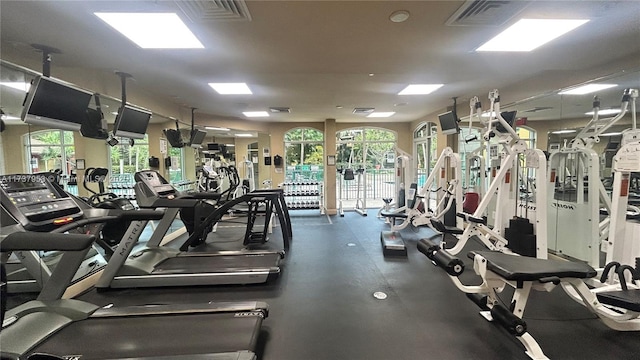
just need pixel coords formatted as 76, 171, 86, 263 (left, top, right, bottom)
160, 139, 168, 155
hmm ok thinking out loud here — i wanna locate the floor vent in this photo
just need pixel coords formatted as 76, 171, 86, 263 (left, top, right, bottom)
446, 0, 530, 27
175, 0, 252, 22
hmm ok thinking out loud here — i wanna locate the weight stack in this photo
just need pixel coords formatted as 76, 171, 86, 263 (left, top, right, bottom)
505, 217, 536, 257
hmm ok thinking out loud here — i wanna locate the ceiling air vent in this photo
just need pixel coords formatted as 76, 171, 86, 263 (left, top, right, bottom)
523, 106, 554, 113
175, 0, 252, 22
269, 107, 291, 113
446, 0, 530, 27
352, 107, 375, 115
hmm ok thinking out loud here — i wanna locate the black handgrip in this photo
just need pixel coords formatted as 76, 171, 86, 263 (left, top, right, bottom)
417, 238, 441, 260
1, 232, 96, 252
600, 261, 620, 283
617, 265, 637, 291
119, 209, 165, 221
491, 304, 527, 336
432, 249, 465, 276
184, 192, 222, 200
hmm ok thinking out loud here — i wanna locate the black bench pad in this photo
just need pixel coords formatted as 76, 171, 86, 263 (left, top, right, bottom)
597, 290, 640, 312
469, 251, 597, 281
380, 211, 408, 219
430, 219, 463, 235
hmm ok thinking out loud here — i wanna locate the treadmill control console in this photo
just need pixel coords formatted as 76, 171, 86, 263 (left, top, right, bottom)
134, 171, 179, 208
0, 174, 83, 230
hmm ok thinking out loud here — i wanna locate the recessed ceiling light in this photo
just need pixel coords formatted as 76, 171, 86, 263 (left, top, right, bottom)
243, 111, 269, 117
398, 84, 443, 95
225, 143, 236, 147
208, 83, 252, 95
0, 114, 20, 120
559, 84, 618, 95
586, 109, 621, 116
367, 112, 396, 118
0, 82, 30, 91
476, 19, 589, 52
94, 12, 204, 49
235, 133, 254, 137
389, 10, 410, 23
206, 126, 230, 131
551, 129, 577, 134
368, 73, 375, 77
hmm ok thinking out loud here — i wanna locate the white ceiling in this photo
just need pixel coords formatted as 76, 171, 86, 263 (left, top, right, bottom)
1, 0, 639, 126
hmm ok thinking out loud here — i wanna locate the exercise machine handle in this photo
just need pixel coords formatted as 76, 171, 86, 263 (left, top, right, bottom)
0, 232, 96, 252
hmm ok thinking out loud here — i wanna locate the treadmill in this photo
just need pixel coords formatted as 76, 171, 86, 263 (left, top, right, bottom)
95, 170, 284, 290
0, 174, 268, 360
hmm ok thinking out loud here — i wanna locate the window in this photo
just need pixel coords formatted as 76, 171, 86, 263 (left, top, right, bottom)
458, 127, 484, 190
109, 135, 149, 189
284, 128, 324, 182
414, 122, 437, 187
336, 127, 397, 208
167, 147, 185, 183
23, 129, 77, 194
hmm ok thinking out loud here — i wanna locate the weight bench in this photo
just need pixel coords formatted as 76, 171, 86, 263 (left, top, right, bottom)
419, 239, 640, 359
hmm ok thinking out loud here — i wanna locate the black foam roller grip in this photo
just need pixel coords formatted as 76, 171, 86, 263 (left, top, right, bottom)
417, 238, 441, 260
432, 249, 465, 277
491, 304, 527, 336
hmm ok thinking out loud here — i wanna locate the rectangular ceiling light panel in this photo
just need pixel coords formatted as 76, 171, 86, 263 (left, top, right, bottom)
367, 112, 396, 118
95, 12, 204, 49
243, 111, 269, 117
0, 82, 30, 91
398, 84, 443, 95
476, 18, 589, 52
559, 84, 617, 95
209, 83, 252, 95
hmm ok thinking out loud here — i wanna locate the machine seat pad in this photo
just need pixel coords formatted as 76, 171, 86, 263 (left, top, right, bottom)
430, 219, 464, 235
380, 211, 408, 219
469, 251, 597, 281
597, 290, 640, 312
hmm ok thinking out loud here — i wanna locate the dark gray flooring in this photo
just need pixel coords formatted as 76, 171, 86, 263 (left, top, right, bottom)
35, 210, 640, 359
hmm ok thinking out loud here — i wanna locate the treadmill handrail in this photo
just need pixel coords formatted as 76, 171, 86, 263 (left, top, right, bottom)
0, 232, 96, 252
53, 209, 164, 233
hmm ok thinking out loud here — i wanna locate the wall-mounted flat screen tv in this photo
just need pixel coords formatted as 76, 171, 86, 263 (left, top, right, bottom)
438, 111, 460, 135
189, 129, 207, 148
21, 75, 93, 131
113, 104, 152, 139
496, 111, 517, 133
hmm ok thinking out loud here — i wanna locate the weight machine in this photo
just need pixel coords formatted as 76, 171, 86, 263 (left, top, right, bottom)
432, 90, 548, 259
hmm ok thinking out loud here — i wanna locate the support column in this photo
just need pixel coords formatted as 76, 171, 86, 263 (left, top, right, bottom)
324, 118, 337, 215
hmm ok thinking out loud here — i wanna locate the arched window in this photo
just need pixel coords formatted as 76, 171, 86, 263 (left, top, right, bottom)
23, 129, 77, 193
284, 128, 324, 182
413, 122, 437, 187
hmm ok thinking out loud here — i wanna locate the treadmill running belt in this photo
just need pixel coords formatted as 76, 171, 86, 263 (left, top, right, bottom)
29, 312, 263, 359
156, 253, 281, 273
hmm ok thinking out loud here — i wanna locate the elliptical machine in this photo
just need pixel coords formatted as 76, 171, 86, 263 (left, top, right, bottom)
83, 167, 135, 253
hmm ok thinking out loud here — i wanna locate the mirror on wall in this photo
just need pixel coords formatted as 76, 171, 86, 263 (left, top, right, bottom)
500, 68, 639, 266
